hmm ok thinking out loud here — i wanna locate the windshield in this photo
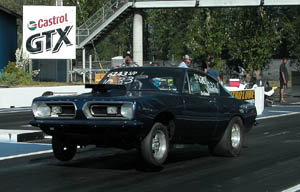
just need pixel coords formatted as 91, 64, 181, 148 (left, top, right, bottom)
100, 68, 184, 93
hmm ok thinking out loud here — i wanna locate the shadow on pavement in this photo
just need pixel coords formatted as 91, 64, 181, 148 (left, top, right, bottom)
51, 145, 212, 172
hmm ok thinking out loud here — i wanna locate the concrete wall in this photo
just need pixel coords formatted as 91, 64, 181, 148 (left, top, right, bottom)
0, 86, 91, 108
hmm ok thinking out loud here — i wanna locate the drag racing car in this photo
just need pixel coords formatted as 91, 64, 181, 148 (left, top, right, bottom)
30, 67, 257, 167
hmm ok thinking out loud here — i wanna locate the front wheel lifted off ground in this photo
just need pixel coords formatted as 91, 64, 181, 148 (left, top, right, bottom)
209, 116, 244, 157
52, 136, 77, 161
140, 122, 169, 167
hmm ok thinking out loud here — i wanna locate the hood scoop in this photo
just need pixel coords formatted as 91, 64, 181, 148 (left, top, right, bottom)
85, 84, 127, 96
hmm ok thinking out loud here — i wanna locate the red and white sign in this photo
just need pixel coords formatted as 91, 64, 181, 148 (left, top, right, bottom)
23, 6, 76, 59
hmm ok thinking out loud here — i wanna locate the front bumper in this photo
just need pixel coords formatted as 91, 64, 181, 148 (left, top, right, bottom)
30, 119, 146, 143
30, 119, 143, 129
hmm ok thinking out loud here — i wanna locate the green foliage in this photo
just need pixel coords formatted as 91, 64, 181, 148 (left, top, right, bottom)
0, 62, 32, 86
226, 7, 281, 71
3, 61, 19, 74
63, 0, 107, 27
278, 6, 300, 61
95, 17, 133, 60
145, 7, 284, 71
146, 9, 191, 61
186, 8, 228, 68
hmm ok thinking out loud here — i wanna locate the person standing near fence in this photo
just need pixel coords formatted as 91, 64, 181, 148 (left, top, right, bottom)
279, 57, 289, 103
121, 51, 139, 67
178, 55, 191, 68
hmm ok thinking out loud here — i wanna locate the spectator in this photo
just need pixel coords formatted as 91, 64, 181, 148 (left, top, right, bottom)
207, 62, 222, 82
122, 51, 133, 67
178, 55, 191, 68
279, 57, 289, 103
153, 61, 159, 67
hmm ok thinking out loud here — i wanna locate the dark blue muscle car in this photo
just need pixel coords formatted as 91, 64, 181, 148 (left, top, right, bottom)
30, 67, 257, 167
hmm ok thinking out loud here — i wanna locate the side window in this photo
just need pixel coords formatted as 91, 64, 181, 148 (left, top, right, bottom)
188, 72, 209, 96
151, 76, 177, 92
206, 76, 220, 96
190, 74, 201, 94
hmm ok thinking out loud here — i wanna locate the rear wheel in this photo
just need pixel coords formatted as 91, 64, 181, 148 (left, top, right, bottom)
209, 117, 244, 157
52, 136, 77, 161
140, 122, 169, 167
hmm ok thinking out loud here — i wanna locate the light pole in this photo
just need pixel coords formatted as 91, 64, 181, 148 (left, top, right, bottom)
56, 0, 63, 6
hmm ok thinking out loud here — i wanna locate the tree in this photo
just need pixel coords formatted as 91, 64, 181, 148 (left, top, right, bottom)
277, 6, 300, 61
186, 8, 229, 70
226, 7, 281, 72
145, 9, 192, 62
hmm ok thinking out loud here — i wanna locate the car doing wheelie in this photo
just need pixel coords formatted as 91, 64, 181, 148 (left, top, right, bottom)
30, 67, 257, 167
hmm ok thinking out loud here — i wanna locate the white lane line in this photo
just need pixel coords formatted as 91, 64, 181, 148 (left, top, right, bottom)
282, 184, 300, 192
0, 110, 32, 114
265, 131, 290, 138
268, 111, 293, 113
257, 112, 300, 120
0, 150, 53, 161
21, 125, 33, 128
0, 107, 32, 113
0, 141, 51, 146
291, 102, 300, 105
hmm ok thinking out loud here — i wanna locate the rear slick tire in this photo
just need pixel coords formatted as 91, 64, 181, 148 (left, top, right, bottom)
209, 117, 244, 157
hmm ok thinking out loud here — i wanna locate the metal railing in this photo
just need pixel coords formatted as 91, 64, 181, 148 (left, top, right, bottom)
76, 0, 131, 47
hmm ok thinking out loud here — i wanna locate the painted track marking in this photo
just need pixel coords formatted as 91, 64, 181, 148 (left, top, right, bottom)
0, 150, 53, 161
282, 184, 300, 192
257, 112, 300, 120
0, 142, 52, 161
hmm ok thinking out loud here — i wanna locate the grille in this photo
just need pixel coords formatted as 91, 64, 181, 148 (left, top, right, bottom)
90, 104, 122, 117
48, 103, 76, 118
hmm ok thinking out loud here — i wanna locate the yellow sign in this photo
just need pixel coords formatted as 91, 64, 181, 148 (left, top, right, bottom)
95, 73, 106, 84
230, 90, 255, 100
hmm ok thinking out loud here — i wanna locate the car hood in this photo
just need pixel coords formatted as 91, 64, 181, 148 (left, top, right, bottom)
33, 89, 178, 102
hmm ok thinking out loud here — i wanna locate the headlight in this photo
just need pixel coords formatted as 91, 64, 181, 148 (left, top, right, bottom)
32, 102, 51, 118
121, 103, 134, 119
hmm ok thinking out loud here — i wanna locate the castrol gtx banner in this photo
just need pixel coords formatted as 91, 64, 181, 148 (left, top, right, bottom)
23, 6, 76, 59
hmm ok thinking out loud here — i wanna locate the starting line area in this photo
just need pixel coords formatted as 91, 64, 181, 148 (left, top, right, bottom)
0, 105, 300, 161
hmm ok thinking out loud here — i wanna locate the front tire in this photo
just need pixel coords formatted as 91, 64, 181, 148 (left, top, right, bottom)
52, 136, 77, 161
209, 117, 244, 157
140, 122, 169, 167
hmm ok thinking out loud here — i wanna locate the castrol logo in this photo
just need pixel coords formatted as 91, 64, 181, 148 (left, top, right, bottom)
27, 13, 69, 31
27, 21, 37, 31
23, 6, 76, 59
